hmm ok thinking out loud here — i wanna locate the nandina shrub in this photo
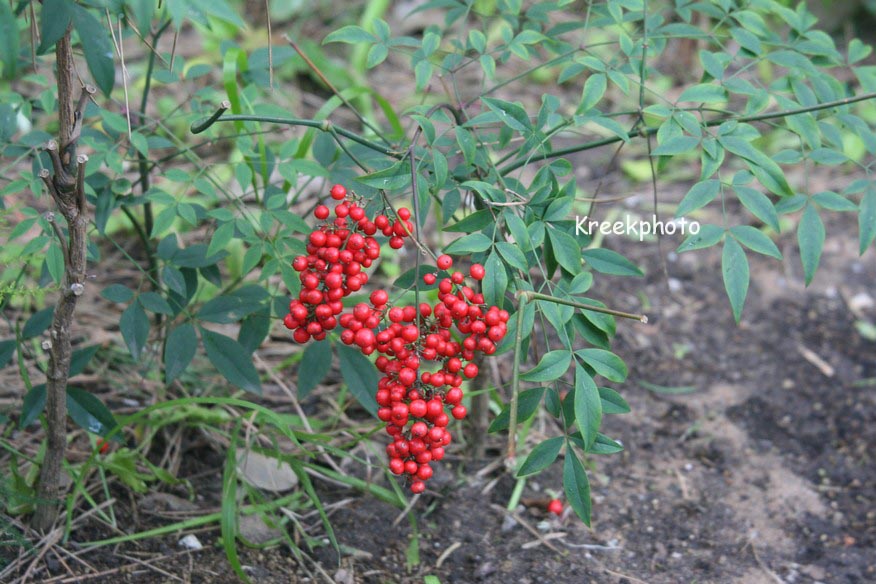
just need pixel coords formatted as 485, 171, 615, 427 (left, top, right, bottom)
0, 0, 874, 544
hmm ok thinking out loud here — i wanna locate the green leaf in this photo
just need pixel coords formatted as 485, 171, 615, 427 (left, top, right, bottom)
589, 433, 624, 454
575, 348, 627, 382
201, 329, 262, 394
337, 345, 378, 416
197, 296, 254, 324
722, 237, 749, 323
298, 341, 332, 398
563, 449, 591, 526
503, 210, 532, 252
730, 225, 782, 259
849, 38, 872, 64
482, 251, 508, 309
599, 386, 630, 414
547, 229, 582, 274
207, 221, 235, 258
678, 83, 727, 103
189, 0, 245, 26
798, 203, 825, 286
66, 387, 119, 437
488, 387, 544, 433
237, 310, 270, 354
651, 135, 699, 156
581, 248, 643, 276
161, 266, 187, 296
46, 243, 64, 285
101, 284, 134, 304
516, 436, 564, 477
812, 191, 857, 212
578, 73, 607, 112
356, 161, 412, 191
37, 0, 74, 55
0, 339, 15, 369
676, 180, 720, 217
860, 186, 876, 255
120, 302, 149, 360
808, 148, 847, 165
521, 350, 572, 383
138, 292, 174, 315
22, 307, 54, 340
70, 345, 100, 377
20, 384, 46, 427
677, 224, 725, 253
72, 6, 115, 96
574, 365, 602, 449
0, 0, 19, 78
734, 186, 779, 232
164, 323, 196, 384
455, 127, 477, 165
324, 25, 376, 44
443, 210, 494, 233
720, 137, 793, 196
130, 131, 149, 157
444, 233, 492, 254
481, 97, 531, 132
496, 241, 529, 272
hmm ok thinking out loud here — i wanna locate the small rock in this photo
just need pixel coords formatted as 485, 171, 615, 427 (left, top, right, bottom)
475, 561, 496, 579
178, 534, 203, 550
668, 278, 682, 292
501, 515, 517, 532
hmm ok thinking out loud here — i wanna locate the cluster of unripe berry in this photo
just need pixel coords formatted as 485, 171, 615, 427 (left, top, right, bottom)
285, 185, 509, 493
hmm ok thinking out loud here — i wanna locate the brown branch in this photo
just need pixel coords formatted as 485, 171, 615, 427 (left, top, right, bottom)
33, 29, 91, 533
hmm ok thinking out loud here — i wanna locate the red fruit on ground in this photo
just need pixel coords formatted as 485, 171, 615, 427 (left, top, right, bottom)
548, 499, 563, 516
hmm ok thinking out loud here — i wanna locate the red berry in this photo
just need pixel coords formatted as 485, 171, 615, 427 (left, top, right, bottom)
547, 499, 563, 516
470, 263, 485, 280
370, 289, 389, 306
97, 439, 110, 454
314, 205, 330, 220
330, 184, 347, 200
437, 254, 453, 270
409, 399, 427, 418
410, 480, 426, 494
389, 458, 405, 475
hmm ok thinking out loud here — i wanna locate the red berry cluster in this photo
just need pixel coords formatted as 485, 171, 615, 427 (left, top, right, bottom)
285, 185, 509, 493
283, 184, 415, 343
356, 255, 509, 493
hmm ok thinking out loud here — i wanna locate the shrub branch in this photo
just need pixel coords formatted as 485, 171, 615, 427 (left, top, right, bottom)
32, 30, 91, 532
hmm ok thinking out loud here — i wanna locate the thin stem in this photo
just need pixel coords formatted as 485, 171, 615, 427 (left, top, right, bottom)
519, 291, 648, 323
507, 294, 528, 461
190, 111, 400, 158
499, 91, 876, 174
